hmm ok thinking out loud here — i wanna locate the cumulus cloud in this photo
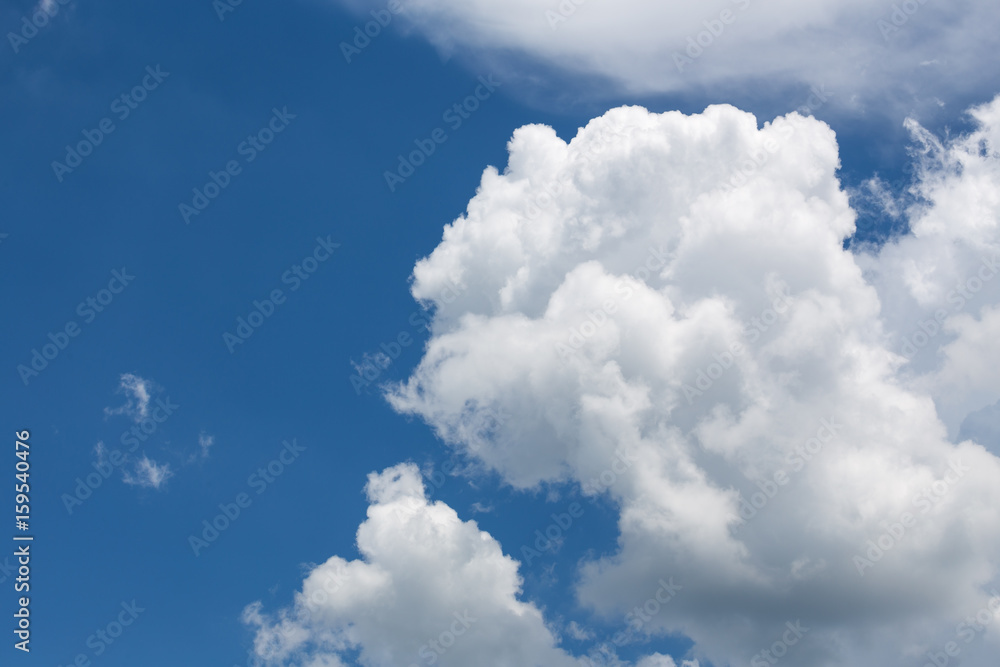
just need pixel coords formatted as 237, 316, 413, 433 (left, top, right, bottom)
243, 463, 585, 666
858, 99, 1000, 442
333, 0, 999, 113
378, 99, 1000, 666
122, 455, 173, 490
105, 373, 152, 422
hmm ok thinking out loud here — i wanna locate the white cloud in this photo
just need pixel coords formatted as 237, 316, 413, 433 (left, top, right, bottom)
859, 97, 1000, 439
243, 463, 586, 667
469, 501, 493, 514
198, 432, 214, 459
94, 441, 109, 466
105, 373, 152, 422
334, 0, 999, 114
565, 620, 594, 641
636, 656, 699, 667
122, 455, 173, 490
379, 98, 1000, 666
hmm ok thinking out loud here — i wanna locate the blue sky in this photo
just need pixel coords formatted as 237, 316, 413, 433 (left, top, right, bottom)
3, 1, 1000, 666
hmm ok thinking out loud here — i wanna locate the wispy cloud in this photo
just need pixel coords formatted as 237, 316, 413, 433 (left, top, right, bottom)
105, 373, 152, 422
565, 621, 593, 641
469, 501, 493, 514
197, 432, 214, 460
123, 456, 173, 490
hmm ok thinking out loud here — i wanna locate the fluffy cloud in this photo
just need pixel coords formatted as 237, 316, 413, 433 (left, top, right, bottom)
859, 100, 1000, 442
244, 463, 584, 667
380, 98, 1000, 665
334, 0, 999, 111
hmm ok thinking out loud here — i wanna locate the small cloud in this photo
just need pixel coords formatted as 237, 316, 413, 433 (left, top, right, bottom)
566, 620, 594, 641
469, 501, 493, 514
863, 176, 902, 218
351, 351, 392, 377
105, 373, 152, 422
94, 441, 109, 466
186, 432, 214, 463
198, 432, 214, 459
123, 456, 173, 490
